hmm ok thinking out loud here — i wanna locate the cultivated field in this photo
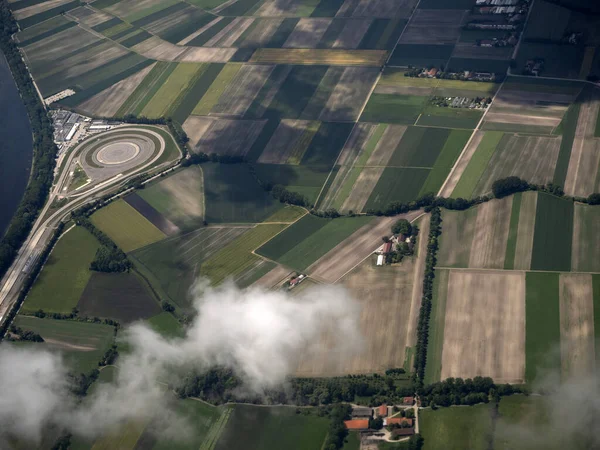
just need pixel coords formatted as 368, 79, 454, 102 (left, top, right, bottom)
12, 316, 115, 374
22, 226, 100, 314
249, 48, 387, 66
91, 199, 166, 253
571, 202, 600, 272
438, 269, 526, 384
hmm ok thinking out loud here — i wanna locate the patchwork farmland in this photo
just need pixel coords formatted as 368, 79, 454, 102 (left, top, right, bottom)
7, 0, 600, 448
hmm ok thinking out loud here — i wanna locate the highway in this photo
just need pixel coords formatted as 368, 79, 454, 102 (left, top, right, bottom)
0, 125, 176, 325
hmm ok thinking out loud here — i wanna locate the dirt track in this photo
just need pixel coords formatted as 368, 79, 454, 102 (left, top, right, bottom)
307, 210, 423, 283
440, 270, 526, 384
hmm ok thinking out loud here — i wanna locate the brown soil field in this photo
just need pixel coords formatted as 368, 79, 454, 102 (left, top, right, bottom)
400, 9, 465, 45
283, 18, 332, 48
564, 89, 600, 196
247, 65, 292, 118
212, 18, 255, 48
193, 118, 266, 156
78, 64, 156, 117
178, 17, 224, 46
296, 254, 419, 376
238, 18, 283, 48
152, 166, 204, 224
59, 44, 129, 81
183, 116, 215, 148
366, 124, 405, 166
249, 49, 387, 66
441, 131, 484, 197
440, 269, 526, 384
105, 0, 162, 18
132, 37, 187, 61
204, 17, 247, 47
341, 167, 385, 213
468, 196, 512, 269
177, 46, 237, 63
212, 64, 274, 117
255, 0, 297, 16
437, 208, 478, 268
24, 26, 100, 65
307, 210, 423, 283
484, 112, 561, 127
337, 0, 416, 18
251, 265, 293, 289
473, 135, 562, 197
319, 67, 380, 121
67, 6, 113, 27
571, 203, 600, 273
496, 89, 577, 106
258, 119, 312, 163
14, 0, 73, 19
513, 191, 537, 270
559, 273, 596, 379
145, 6, 196, 36
332, 18, 372, 49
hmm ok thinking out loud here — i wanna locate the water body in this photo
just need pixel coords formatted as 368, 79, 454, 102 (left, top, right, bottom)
0, 52, 33, 236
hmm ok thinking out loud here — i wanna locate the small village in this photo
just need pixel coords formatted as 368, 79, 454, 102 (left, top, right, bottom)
344, 397, 419, 445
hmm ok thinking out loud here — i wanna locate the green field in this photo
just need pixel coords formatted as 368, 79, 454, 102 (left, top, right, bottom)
525, 272, 561, 383
214, 405, 329, 450
425, 269, 449, 385
23, 226, 100, 314
451, 131, 503, 199
503, 192, 522, 270
202, 163, 283, 223
365, 167, 431, 210
360, 93, 427, 124
416, 106, 483, 129
252, 164, 331, 204
419, 403, 494, 450
12, 316, 114, 374
141, 63, 205, 118
137, 166, 205, 230
571, 203, 600, 272
419, 129, 471, 196
147, 311, 184, 338
116, 62, 177, 116
192, 63, 241, 115
530, 193, 573, 271
264, 205, 306, 223
131, 226, 251, 308
91, 421, 146, 450
389, 126, 450, 168
200, 224, 285, 285
553, 102, 581, 186
91, 199, 166, 252
257, 215, 372, 271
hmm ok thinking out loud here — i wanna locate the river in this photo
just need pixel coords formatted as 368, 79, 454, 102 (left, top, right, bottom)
0, 52, 33, 237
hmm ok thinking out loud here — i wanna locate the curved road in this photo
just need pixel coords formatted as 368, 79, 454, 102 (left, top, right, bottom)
0, 126, 173, 324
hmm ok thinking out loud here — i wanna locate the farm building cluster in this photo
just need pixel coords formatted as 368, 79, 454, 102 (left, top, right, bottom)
376, 235, 415, 266
344, 399, 417, 440
430, 96, 492, 110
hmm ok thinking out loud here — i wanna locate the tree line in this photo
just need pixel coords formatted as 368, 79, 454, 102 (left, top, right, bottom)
0, 2, 59, 281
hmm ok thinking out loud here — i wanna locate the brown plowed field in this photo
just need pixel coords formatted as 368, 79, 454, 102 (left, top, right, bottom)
399, 9, 465, 45
440, 270, 526, 384
559, 273, 596, 379
467, 196, 512, 269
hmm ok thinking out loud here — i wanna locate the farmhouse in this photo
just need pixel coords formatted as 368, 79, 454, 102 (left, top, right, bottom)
377, 404, 388, 417
351, 407, 373, 418
402, 396, 415, 406
344, 419, 370, 430
386, 417, 413, 427
392, 428, 415, 438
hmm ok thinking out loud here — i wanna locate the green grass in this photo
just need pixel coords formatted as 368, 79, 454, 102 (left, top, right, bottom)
91, 421, 146, 450
553, 102, 581, 186
141, 63, 205, 118
503, 192, 522, 270
122, 0, 180, 22
341, 432, 361, 450
389, 126, 450, 168
12, 316, 114, 374
258, 215, 373, 271
424, 269, 449, 385
252, 164, 331, 205
365, 167, 431, 211
360, 93, 427, 124
451, 131, 503, 199
594, 275, 600, 366
192, 63, 241, 115
530, 193, 573, 272
215, 405, 329, 450
202, 163, 283, 223
147, 312, 184, 338
419, 403, 494, 450
416, 106, 483, 129
200, 224, 286, 285
23, 226, 100, 314
482, 121, 555, 134
91, 199, 166, 253
525, 272, 561, 384
419, 129, 471, 196
264, 205, 307, 223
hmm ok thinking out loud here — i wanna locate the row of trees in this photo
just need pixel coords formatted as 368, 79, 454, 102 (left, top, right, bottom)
413, 207, 442, 381
418, 376, 520, 408
0, 2, 59, 280
74, 216, 131, 273
6, 324, 43, 342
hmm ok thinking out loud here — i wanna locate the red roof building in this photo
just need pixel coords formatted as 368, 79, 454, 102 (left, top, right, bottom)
386, 418, 413, 427
378, 404, 388, 417
392, 428, 415, 437
382, 242, 392, 254
402, 396, 414, 405
344, 419, 369, 430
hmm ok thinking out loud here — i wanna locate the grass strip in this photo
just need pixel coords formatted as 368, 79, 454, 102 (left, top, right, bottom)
552, 102, 581, 186
503, 192, 522, 270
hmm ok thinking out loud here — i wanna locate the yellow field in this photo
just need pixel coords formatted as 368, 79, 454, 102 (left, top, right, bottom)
91, 199, 166, 252
249, 49, 388, 66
